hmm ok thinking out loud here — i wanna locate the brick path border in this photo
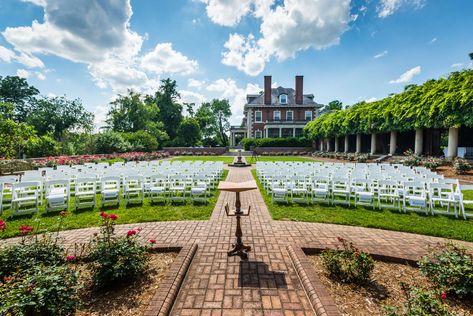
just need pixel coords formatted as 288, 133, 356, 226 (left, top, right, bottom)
144, 243, 198, 316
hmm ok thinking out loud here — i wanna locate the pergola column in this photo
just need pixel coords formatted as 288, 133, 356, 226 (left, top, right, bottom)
370, 133, 377, 155
356, 134, 362, 154
319, 139, 323, 151
344, 135, 349, 153
414, 128, 423, 155
389, 131, 397, 155
447, 127, 459, 158
334, 137, 339, 152
326, 139, 331, 152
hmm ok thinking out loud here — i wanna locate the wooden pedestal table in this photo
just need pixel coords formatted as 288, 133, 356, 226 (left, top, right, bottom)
218, 180, 257, 260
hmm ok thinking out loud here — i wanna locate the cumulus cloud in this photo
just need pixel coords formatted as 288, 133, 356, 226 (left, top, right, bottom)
377, 0, 425, 18
0, 45, 45, 68
374, 50, 388, 59
0, 46, 16, 63
179, 90, 206, 106
389, 66, 421, 84
2, 0, 198, 94
198, 0, 253, 27
141, 43, 198, 75
217, 0, 351, 76
16, 69, 30, 78
187, 78, 206, 90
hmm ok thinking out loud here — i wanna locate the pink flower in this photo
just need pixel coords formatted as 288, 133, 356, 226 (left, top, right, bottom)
127, 230, 137, 237
59, 211, 68, 217
19, 225, 33, 235
66, 255, 75, 262
441, 292, 447, 300
0, 219, 6, 232
148, 239, 156, 244
109, 214, 118, 221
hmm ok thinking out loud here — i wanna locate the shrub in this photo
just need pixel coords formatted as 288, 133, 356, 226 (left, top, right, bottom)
24, 134, 60, 158
0, 235, 65, 278
355, 153, 369, 163
418, 243, 473, 299
453, 158, 471, 175
94, 131, 130, 154
241, 137, 311, 150
88, 213, 148, 288
0, 265, 81, 316
320, 237, 374, 284
122, 130, 158, 152
422, 157, 444, 171
383, 284, 453, 316
402, 149, 421, 167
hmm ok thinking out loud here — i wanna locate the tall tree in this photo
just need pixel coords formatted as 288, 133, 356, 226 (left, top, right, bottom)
323, 100, 343, 113
147, 79, 182, 139
27, 96, 94, 140
0, 76, 39, 122
0, 102, 35, 158
195, 99, 232, 146
177, 117, 202, 146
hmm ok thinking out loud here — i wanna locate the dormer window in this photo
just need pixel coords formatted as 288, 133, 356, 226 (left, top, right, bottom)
279, 94, 287, 104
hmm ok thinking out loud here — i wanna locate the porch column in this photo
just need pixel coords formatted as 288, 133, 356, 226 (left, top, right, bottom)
293, 128, 296, 137
334, 137, 339, 152
344, 135, 349, 153
319, 139, 323, 151
326, 139, 331, 152
447, 127, 459, 158
370, 133, 377, 155
356, 134, 362, 153
414, 128, 423, 155
389, 131, 397, 155
279, 128, 282, 138
230, 132, 234, 146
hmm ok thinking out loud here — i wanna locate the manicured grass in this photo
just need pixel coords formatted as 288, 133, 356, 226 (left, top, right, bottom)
0, 170, 228, 239
252, 170, 473, 242
171, 155, 315, 164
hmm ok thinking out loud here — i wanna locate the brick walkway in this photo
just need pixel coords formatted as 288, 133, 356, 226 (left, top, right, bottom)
3, 166, 473, 315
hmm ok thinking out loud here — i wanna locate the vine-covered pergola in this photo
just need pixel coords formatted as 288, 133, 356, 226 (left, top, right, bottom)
304, 70, 473, 158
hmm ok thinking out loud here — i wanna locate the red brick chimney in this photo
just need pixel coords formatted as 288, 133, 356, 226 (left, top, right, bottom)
295, 75, 303, 104
264, 76, 272, 105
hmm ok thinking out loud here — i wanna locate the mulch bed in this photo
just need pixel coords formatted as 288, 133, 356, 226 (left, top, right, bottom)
308, 256, 473, 316
437, 165, 473, 184
76, 252, 177, 316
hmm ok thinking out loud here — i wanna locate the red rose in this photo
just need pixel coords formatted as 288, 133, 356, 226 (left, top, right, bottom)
100, 212, 108, 219
19, 225, 33, 235
127, 230, 137, 237
66, 255, 75, 262
0, 220, 6, 232
148, 239, 156, 244
109, 214, 118, 221
441, 292, 447, 300
135, 227, 142, 232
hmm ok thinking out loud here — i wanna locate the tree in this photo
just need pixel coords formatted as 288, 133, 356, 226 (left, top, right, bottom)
0, 76, 39, 122
27, 96, 93, 140
323, 100, 343, 113
195, 102, 216, 143
24, 135, 60, 158
176, 117, 202, 146
147, 79, 182, 139
210, 99, 231, 146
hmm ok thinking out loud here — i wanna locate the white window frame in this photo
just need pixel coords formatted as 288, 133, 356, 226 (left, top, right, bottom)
279, 94, 287, 104
286, 110, 293, 121
255, 130, 262, 138
273, 110, 281, 121
255, 110, 262, 123
305, 110, 313, 121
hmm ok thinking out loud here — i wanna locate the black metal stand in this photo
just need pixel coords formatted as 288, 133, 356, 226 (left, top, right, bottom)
225, 192, 251, 260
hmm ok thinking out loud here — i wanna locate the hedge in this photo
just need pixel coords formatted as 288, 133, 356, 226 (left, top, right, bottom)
241, 137, 312, 150
304, 69, 473, 139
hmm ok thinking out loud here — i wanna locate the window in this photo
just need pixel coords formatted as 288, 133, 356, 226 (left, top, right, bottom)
305, 110, 313, 121
255, 110, 262, 122
273, 110, 281, 121
279, 94, 287, 104
255, 130, 262, 138
286, 110, 293, 121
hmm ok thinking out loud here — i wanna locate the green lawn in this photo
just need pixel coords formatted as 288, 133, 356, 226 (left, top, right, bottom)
252, 170, 473, 242
0, 170, 228, 239
171, 155, 315, 164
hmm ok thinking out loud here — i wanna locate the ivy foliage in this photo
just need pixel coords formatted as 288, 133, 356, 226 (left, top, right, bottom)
304, 70, 473, 139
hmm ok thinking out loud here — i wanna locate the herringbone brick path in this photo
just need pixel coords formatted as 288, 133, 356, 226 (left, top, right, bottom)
3, 166, 472, 315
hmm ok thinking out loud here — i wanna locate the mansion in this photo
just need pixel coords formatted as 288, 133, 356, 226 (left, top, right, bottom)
230, 76, 323, 146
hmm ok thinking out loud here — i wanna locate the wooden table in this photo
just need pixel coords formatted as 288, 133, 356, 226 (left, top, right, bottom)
218, 180, 257, 260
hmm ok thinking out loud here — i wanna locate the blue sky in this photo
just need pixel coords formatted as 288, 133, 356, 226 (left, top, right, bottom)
0, 0, 472, 127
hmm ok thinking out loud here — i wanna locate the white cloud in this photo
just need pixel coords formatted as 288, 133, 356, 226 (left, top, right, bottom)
35, 72, 46, 80
93, 103, 109, 130
451, 63, 463, 69
377, 0, 425, 18
140, 43, 198, 75
3, 0, 197, 94
0, 45, 45, 68
389, 66, 421, 84
374, 50, 388, 59
187, 78, 205, 90
198, 0, 253, 27
179, 90, 206, 105
0, 46, 16, 63
206, 78, 261, 124
16, 69, 30, 78
430, 37, 438, 44
218, 0, 351, 76
365, 97, 377, 103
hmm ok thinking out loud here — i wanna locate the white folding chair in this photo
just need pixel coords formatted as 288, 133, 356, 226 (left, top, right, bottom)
11, 182, 40, 216
331, 177, 350, 206
149, 175, 168, 204
190, 176, 208, 204
74, 177, 97, 210
100, 176, 121, 207
377, 180, 401, 211
351, 178, 374, 208
169, 176, 187, 203
123, 176, 144, 206
271, 176, 289, 204
403, 181, 428, 214
45, 179, 70, 212
291, 176, 309, 204
311, 176, 331, 205
429, 183, 458, 217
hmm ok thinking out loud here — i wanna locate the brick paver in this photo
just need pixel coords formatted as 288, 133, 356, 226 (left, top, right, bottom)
3, 166, 473, 315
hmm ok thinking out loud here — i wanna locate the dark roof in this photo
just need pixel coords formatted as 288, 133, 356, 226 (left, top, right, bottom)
245, 87, 322, 108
